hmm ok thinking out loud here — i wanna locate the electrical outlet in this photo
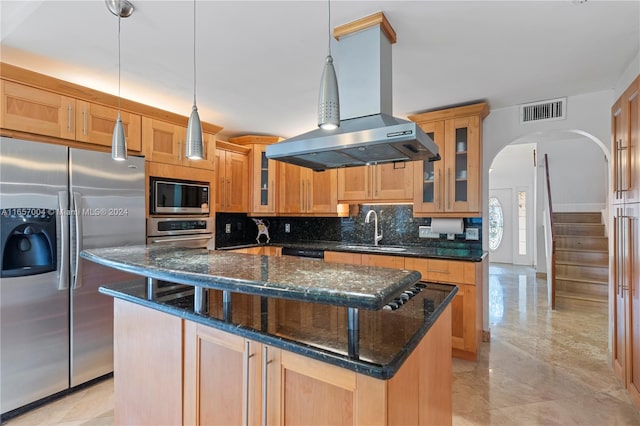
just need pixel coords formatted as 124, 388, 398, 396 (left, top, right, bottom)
447, 233, 455, 240
465, 228, 479, 240
419, 226, 440, 238
285, 223, 291, 233
225, 223, 231, 234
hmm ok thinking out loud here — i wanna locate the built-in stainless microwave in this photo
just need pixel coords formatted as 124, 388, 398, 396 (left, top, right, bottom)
150, 178, 210, 215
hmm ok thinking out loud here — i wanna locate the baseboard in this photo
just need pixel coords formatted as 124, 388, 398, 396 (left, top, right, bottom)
482, 329, 491, 342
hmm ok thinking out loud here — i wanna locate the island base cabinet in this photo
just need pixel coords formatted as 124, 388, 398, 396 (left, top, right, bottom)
113, 300, 452, 426
183, 307, 452, 426
113, 299, 183, 426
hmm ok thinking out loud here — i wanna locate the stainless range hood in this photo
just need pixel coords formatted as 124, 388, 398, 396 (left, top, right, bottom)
266, 12, 440, 172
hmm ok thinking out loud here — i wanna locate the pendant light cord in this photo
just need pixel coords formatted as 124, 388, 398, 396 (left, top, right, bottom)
117, 14, 121, 113
327, 0, 332, 56
193, 0, 197, 106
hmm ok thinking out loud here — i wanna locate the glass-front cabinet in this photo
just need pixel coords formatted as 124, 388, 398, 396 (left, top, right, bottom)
410, 103, 489, 217
228, 136, 280, 215
251, 145, 277, 214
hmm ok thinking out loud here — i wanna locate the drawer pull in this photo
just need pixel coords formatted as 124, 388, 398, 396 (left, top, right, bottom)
427, 269, 449, 274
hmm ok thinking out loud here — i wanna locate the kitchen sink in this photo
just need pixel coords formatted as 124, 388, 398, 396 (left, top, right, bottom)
336, 244, 407, 252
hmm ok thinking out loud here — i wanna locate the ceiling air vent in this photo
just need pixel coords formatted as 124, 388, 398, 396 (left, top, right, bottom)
520, 97, 567, 123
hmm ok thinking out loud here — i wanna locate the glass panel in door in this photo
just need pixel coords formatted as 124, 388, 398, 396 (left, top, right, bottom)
454, 126, 468, 203
260, 152, 269, 206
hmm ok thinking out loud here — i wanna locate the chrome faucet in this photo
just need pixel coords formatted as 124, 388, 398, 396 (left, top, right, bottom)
365, 210, 383, 246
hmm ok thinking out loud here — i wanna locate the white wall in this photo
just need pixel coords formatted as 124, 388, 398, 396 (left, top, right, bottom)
481, 90, 613, 332
537, 137, 607, 212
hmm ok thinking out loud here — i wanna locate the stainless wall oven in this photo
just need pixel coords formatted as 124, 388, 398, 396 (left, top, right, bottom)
149, 178, 210, 215
146, 216, 214, 248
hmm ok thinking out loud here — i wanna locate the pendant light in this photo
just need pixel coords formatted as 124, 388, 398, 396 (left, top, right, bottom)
106, 0, 134, 161
318, 0, 340, 130
185, 0, 203, 160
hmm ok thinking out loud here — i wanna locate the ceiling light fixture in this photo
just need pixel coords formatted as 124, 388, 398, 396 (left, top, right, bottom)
107, 0, 134, 161
185, 0, 203, 160
318, 0, 340, 130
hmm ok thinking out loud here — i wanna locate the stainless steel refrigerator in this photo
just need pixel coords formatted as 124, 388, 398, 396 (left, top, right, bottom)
0, 137, 145, 416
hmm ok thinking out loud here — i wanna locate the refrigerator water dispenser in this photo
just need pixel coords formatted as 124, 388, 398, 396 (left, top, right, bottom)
1, 211, 56, 278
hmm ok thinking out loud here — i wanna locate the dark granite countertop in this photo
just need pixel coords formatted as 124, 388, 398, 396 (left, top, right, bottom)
81, 245, 421, 310
219, 240, 487, 262
99, 279, 457, 379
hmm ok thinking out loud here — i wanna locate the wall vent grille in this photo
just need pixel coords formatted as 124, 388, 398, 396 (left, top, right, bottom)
520, 97, 567, 123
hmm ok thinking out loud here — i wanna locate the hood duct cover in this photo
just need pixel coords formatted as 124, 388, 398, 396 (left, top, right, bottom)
266, 12, 440, 171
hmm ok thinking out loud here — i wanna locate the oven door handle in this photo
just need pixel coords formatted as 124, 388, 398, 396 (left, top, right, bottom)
149, 235, 212, 244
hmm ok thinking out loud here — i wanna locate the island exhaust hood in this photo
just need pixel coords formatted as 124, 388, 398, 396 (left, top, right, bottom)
266, 12, 440, 172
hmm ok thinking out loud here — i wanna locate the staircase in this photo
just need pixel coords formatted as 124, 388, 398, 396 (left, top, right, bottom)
553, 212, 608, 310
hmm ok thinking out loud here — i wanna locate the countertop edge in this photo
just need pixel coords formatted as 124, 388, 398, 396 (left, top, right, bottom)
82, 249, 420, 310
99, 282, 458, 380
218, 242, 487, 262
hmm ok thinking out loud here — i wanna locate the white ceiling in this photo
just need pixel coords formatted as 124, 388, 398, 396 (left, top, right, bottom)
1, 1, 639, 140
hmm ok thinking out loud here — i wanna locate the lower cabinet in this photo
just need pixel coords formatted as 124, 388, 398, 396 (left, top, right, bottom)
114, 297, 452, 426
183, 309, 452, 426
325, 251, 485, 361
405, 257, 484, 361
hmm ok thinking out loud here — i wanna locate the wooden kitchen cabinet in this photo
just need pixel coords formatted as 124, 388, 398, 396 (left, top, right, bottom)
361, 253, 405, 269
76, 100, 141, 152
143, 117, 215, 169
1, 81, 144, 153
612, 203, 640, 408
324, 251, 363, 265
278, 162, 338, 215
215, 141, 249, 213
405, 256, 484, 360
409, 102, 489, 217
113, 300, 183, 426
337, 162, 414, 203
183, 308, 452, 426
1, 80, 76, 140
613, 75, 640, 205
228, 136, 281, 215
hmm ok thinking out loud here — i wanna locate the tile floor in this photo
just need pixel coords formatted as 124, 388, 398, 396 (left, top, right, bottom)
4, 263, 640, 425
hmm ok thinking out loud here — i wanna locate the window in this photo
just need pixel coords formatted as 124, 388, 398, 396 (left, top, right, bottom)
488, 197, 504, 251
518, 191, 527, 255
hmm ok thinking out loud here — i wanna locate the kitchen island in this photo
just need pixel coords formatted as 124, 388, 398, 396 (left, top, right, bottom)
82, 245, 457, 425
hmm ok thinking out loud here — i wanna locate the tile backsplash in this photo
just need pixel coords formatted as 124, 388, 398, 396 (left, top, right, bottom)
216, 205, 482, 250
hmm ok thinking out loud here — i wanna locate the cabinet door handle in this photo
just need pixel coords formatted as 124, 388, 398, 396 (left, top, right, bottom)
262, 346, 269, 426
307, 180, 311, 212
300, 181, 304, 212
227, 178, 232, 209
614, 215, 620, 296
82, 107, 87, 135
270, 180, 275, 208
437, 169, 441, 210
244, 341, 251, 426
221, 177, 227, 208
178, 139, 182, 161
67, 103, 73, 132
374, 166, 378, 198
447, 168, 452, 210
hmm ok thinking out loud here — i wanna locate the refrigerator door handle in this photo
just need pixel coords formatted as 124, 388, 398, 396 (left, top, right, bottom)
58, 191, 70, 290
72, 191, 83, 290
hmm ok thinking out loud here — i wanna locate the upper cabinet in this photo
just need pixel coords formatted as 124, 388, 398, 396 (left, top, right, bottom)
1, 80, 145, 154
76, 100, 141, 152
409, 102, 489, 217
143, 117, 215, 170
229, 135, 280, 215
1, 64, 223, 163
215, 141, 249, 213
337, 162, 414, 203
1, 80, 77, 140
613, 75, 640, 205
278, 163, 337, 215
